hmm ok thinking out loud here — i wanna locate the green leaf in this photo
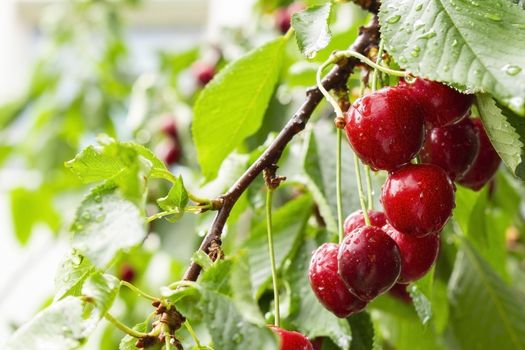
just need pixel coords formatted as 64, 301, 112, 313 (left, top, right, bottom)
54, 253, 96, 301
119, 321, 148, 350
6, 296, 101, 350
448, 241, 525, 350
286, 238, 352, 348
193, 37, 286, 180
10, 186, 61, 245
408, 269, 434, 325
379, 0, 525, 114
157, 175, 189, 222
292, 3, 333, 58
302, 121, 362, 233
191, 250, 214, 271
348, 312, 375, 350
476, 94, 525, 180
82, 273, 120, 314
71, 183, 146, 268
245, 194, 313, 297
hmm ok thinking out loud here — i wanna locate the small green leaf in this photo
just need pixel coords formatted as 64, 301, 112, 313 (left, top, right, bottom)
82, 273, 120, 314
380, 0, 525, 114
448, 241, 525, 350
157, 175, 189, 222
6, 297, 101, 350
54, 253, 96, 301
348, 311, 375, 350
119, 321, 148, 350
191, 250, 214, 271
292, 3, 333, 58
71, 183, 146, 268
193, 37, 286, 180
476, 94, 525, 180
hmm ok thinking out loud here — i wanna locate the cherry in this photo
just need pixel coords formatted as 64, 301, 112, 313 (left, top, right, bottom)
457, 119, 501, 191
383, 224, 440, 283
401, 78, 473, 127
388, 283, 412, 303
275, 3, 304, 34
381, 164, 455, 237
309, 243, 367, 318
310, 338, 323, 350
344, 86, 425, 171
157, 139, 182, 165
338, 226, 401, 302
419, 117, 480, 180
119, 263, 135, 283
161, 117, 179, 139
344, 209, 386, 235
269, 326, 313, 350
192, 61, 215, 86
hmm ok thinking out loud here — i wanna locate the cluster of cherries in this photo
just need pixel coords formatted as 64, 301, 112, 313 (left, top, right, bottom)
308, 78, 501, 318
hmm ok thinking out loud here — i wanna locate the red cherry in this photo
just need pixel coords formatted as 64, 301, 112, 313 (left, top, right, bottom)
344, 209, 386, 236
383, 224, 440, 283
269, 326, 314, 350
420, 117, 480, 180
388, 283, 412, 303
119, 264, 135, 283
344, 86, 425, 171
157, 139, 182, 165
457, 119, 501, 191
309, 243, 367, 318
402, 78, 473, 127
192, 61, 215, 86
161, 117, 179, 139
310, 338, 323, 350
275, 3, 304, 34
381, 164, 455, 237
338, 226, 401, 301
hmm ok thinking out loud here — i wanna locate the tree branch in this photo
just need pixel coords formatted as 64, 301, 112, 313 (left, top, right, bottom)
182, 16, 380, 282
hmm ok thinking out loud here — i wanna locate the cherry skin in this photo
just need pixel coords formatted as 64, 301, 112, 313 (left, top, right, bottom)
310, 338, 323, 350
401, 78, 473, 127
420, 117, 480, 180
381, 164, 455, 237
309, 243, 367, 318
275, 3, 304, 34
344, 209, 386, 236
383, 224, 440, 283
457, 119, 501, 191
269, 326, 314, 350
388, 283, 412, 303
338, 226, 401, 302
344, 86, 425, 171
119, 263, 135, 283
157, 139, 182, 165
192, 61, 215, 86
161, 117, 179, 139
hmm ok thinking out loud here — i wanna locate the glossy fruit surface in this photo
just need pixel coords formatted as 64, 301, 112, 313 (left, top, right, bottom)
383, 224, 440, 283
344, 86, 425, 171
457, 119, 501, 191
309, 243, 367, 318
388, 283, 412, 303
119, 264, 135, 283
161, 117, 179, 139
269, 326, 314, 350
402, 78, 473, 127
420, 118, 480, 180
157, 139, 182, 165
338, 226, 401, 301
192, 61, 215, 86
381, 164, 455, 237
344, 209, 386, 236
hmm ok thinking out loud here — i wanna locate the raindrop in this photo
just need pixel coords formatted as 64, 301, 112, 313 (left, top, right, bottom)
418, 30, 437, 39
415, 3, 423, 11
451, 39, 459, 47
82, 212, 91, 221
387, 15, 401, 24
503, 64, 522, 76
94, 194, 102, 203
484, 13, 502, 21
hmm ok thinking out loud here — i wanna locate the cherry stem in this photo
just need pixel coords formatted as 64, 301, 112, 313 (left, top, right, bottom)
266, 188, 280, 327
316, 61, 344, 119
336, 128, 344, 243
353, 154, 371, 226
104, 312, 148, 338
163, 324, 172, 350
365, 165, 374, 210
185, 320, 202, 348
120, 281, 159, 302
330, 49, 410, 79
371, 39, 385, 92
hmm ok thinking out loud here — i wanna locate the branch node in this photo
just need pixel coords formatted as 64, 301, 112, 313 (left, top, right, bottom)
264, 165, 286, 190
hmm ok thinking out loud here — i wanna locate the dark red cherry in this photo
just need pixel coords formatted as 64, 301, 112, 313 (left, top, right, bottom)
388, 283, 411, 303
401, 78, 473, 127
381, 164, 455, 237
420, 117, 480, 180
338, 226, 401, 302
161, 117, 179, 139
310, 338, 323, 350
275, 3, 304, 34
157, 139, 182, 165
192, 61, 215, 86
344, 86, 425, 171
457, 119, 501, 191
383, 224, 440, 283
269, 326, 314, 350
344, 209, 386, 236
309, 243, 367, 318
119, 263, 135, 283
